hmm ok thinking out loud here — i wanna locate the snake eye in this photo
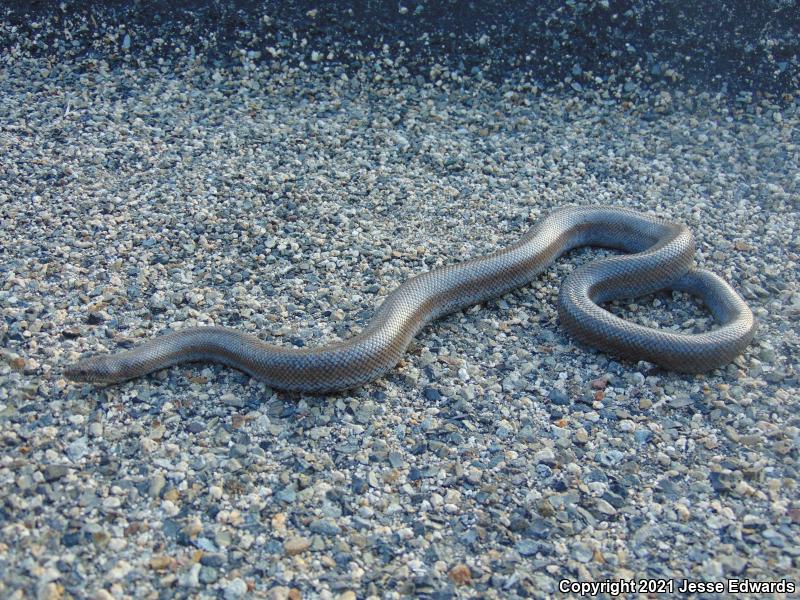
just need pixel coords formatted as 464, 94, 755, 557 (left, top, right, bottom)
65, 363, 91, 382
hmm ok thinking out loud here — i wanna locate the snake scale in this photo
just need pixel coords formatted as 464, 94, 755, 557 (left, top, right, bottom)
65, 206, 755, 392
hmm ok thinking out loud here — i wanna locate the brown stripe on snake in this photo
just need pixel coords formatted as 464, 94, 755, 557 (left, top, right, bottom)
65, 206, 755, 393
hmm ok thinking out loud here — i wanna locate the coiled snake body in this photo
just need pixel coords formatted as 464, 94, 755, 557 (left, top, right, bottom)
66, 206, 755, 392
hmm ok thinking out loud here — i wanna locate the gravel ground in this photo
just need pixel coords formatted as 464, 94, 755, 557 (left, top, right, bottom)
1, 7, 799, 600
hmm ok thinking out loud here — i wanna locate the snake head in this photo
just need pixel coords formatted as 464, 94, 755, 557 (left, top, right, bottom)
64, 355, 116, 383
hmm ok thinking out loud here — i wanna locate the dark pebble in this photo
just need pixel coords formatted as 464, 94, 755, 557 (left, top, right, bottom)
61, 531, 82, 547
187, 421, 205, 434
548, 389, 570, 405
350, 477, 369, 494
86, 312, 104, 325
200, 553, 225, 568
423, 387, 441, 402
43, 464, 69, 482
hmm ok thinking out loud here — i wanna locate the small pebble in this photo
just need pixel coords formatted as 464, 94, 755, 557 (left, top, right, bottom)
284, 537, 311, 556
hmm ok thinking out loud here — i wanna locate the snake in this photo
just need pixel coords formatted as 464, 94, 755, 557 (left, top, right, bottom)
65, 206, 755, 393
